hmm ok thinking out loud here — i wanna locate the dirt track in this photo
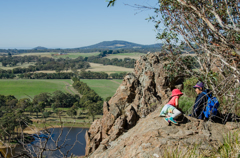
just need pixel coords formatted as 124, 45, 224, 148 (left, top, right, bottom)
109, 80, 122, 85
63, 81, 81, 97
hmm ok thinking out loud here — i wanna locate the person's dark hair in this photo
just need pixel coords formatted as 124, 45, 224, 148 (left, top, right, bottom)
168, 96, 173, 102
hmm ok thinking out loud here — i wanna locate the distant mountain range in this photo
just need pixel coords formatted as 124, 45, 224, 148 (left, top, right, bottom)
33, 46, 48, 50
78, 40, 163, 49
32, 40, 163, 50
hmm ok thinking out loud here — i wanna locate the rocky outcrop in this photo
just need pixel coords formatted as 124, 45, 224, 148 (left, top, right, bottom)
84, 52, 239, 157
87, 107, 238, 158
85, 53, 185, 156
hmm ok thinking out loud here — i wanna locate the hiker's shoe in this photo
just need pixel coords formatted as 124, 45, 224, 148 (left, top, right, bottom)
159, 113, 166, 117
164, 118, 170, 125
169, 117, 178, 125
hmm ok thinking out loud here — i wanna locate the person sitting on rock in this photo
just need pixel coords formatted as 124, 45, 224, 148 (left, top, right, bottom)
190, 81, 208, 120
159, 89, 183, 125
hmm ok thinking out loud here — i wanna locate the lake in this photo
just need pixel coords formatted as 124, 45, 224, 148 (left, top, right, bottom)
29, 127, 88, 158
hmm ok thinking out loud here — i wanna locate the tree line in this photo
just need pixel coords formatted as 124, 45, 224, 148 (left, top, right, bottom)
0, 56, 90, 72
0, 47, 159, 55
109, 72, 127, 79
72, 77, 103, 121
0, 52, 134, 73
0, 69, 128, 79
18, 72, 75, 79
0, 69, 16, 79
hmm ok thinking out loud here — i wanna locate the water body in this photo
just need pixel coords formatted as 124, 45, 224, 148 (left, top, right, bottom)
30, 127, 88, 158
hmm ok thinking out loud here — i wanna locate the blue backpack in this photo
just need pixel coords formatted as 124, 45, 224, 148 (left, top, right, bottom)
202, 92, 220, 118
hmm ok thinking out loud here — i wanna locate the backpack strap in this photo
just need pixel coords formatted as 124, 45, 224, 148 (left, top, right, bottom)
202, 92, 211, 99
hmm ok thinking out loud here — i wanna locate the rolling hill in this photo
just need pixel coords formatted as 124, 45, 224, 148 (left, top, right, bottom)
79, 40, 163, 49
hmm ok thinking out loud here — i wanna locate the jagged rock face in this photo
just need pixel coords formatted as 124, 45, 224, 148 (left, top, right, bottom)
85, 53, 184, 156
85, 53, 239, 157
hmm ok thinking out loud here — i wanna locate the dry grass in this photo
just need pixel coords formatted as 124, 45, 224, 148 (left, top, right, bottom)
13, 53, 52, 58
52, 52, 100, 59
0, 55, 134, 75
104, 52, 144, 60
86, 63, 134, 74
35, 63, 134, 75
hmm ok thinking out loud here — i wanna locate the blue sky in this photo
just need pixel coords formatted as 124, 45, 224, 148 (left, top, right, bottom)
0, 0, 159, 49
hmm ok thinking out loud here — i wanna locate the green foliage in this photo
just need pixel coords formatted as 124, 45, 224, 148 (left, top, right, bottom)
17, 98, 32, 110
218, 132, 240, 158
33, 92, 51, 107
110, 72, 127, 79
183, 77, 199, 98
42, 111, 51, 118
79, 70, 108, 79
0, 94, 32, 143
179, 96, 195, 114
163, 55, 199, 82
85, 100, 103, 121
66, 108, 77, 118
20, 72, 75, 79
72, 77, 79, 82
105, 96, 111, 102
73, 81, 93, 95
0, 69, 16, 79
72, 79, 103, 121
0, 55, 90, 71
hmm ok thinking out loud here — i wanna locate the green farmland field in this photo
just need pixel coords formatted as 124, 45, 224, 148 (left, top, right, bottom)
0, 79, 73, 99
81, 79, 122, 100
0, 79, 122, 100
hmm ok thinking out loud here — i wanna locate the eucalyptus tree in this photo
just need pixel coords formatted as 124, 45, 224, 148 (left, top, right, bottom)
108, 0, 240, 121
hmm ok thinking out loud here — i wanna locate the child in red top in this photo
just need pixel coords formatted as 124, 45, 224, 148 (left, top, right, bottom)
159, 89, 183, 125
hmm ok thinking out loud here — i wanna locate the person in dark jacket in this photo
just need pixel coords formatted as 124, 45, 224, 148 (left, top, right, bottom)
191, 81, 208, 120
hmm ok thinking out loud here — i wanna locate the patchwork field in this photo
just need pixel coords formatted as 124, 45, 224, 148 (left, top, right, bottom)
35, 63, 134, 74
86, 63, 134, 75
53, 52, 100, 59
81, 79, 122, 100
105, 52, 144, 60
0, 79, 73, 99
